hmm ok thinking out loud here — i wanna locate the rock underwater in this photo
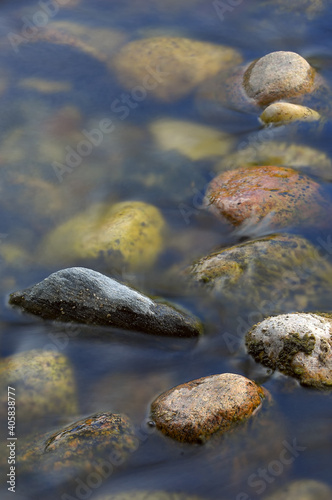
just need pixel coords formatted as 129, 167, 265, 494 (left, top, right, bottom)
9, 267, 202, 337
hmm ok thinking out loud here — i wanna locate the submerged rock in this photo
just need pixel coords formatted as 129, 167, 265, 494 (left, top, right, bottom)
9, 267, 202, 337
205, 165, 329, 229
264, 479, 332, 500
149, 119, 234, 161
151, 373, 265, 443
260, 102, 321, 125
0, 350, 77, 424
95, 493, 204, 500
111, 36, 242, 102
215, 141, 332, 180
17, 412, 137, 481
246, 313, 332, 388
188, 234, 332, 313
39, 201, 166, 271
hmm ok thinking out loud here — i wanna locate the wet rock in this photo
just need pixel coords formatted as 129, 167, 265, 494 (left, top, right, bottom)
264, 0, 326, 19
149, 119, 234, 161
196, 51, 326, 117
188, 234, 332, 313
151, 373, 265, 443
111, 37, 242, 102
39, 201, 166, 271
9, 267, 202, 337
0, 350, 77, 424
260, 102, 321, 125
18, 77, 72, 94
95, 493, 204, 500
215, 141, 332, 180
17, 412, 137, 481
205, 165, 328, 229
246, 313, 332, 388
264, 479, 332, 500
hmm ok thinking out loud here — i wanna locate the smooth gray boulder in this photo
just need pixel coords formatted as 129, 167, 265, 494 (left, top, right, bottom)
9, 267, 202, 337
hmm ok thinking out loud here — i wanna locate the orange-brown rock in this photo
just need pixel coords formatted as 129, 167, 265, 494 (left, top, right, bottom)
205, 165, 328, 229
151, 373, 265, 443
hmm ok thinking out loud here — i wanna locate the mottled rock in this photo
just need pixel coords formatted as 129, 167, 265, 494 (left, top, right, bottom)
111, 37, 242, 102
149, 119, 234, 160
244, 52, 315, 107
17, 412, 137, 480
188, 234, 332, 313
260, 102, 321, 125
39, 201, 166, 271
264, 479, 332, 500
196, 51, 326, 117
205, 165, 328, 229
246, 313, 332, 388
9, 267, 202, 337
95, 493, 204, 500
151, 373, 265, 443
18, 77, 72, 94
264, 0, 326, 19
0, 350, 77, 424
215, 141, 332, 180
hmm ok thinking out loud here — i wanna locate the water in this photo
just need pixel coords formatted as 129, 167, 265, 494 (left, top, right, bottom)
0, 1, 332, 499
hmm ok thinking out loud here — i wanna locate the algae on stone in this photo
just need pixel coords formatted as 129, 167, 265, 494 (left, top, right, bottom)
39, 201, 166, 271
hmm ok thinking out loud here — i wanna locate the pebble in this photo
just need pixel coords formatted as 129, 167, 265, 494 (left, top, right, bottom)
215, 141, 332, 180
188, 233, 332, 314
205, 165, 328, 229
17, 412, 137, 481
0, 349, 77, 425
39, 201, 166, 271
260, 102, 321, 125
264, 479, 332, 500
9, 267, 202, 337
246, 313, 332, 388
151, 373, 265, 443
149, 119, 234, 161
111, 36, 242, 102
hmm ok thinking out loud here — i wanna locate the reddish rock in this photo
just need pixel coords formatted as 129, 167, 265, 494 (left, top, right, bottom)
151, 373, 265, 444
205, 165, 328, 229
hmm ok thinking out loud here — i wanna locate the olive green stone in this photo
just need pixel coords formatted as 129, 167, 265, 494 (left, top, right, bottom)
39, 201, 166, 271
260, 102, 321, 125
0, 349, 77, 424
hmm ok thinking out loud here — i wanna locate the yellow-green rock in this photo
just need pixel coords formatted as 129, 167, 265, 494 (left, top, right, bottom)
149, 119, 234, 160
95, 493, 204, 500
264, 479, 332, 500
215, 141, 332, 179
0, 349, 77, 423
40, 201, 166, 271
111, 36, 242, 102
188, 234, 332, 313
260, 102, 321, 125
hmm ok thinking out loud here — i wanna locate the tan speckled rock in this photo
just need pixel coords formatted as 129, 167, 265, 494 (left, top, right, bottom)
39, 201, 166, 271
206, 165, 329, 229
260, 102, 321, 125
151, 373, 265, 443
0, 350, 77, 423
244, 52, 315, 107
111, 37, 242, 102
264, 479, 332, 500
246, 313, 332, 388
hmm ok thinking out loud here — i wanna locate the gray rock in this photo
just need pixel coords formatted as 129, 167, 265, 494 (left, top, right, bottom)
9, 267, 202, 337
246, 313, 332, 388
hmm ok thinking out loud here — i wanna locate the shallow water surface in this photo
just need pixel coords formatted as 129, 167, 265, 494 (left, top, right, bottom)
0, 1, 332, 499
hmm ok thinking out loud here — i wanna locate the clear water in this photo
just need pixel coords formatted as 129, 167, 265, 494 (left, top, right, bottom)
0, 1, 332, 499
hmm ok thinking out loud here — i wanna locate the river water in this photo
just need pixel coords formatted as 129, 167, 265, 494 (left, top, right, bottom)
0, 1, 332, 499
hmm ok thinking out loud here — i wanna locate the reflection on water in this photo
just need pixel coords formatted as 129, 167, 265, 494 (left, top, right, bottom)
0, 1, 332, 499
